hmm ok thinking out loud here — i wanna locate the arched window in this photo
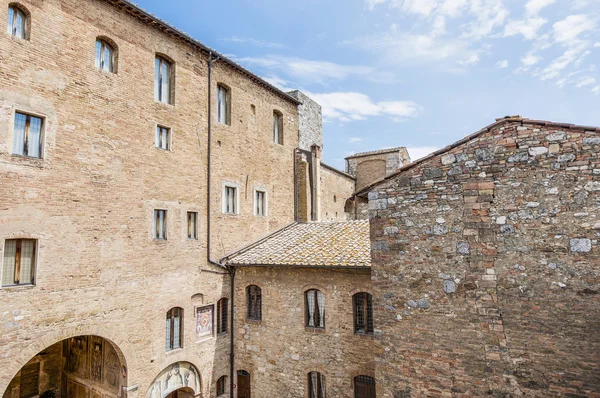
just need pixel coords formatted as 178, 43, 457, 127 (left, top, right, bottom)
217, 298, 228, 334
217, 84, 231, 125
216, 375, 227, 396
353, 293, 373, 335
247, 285, 262, 321
273, 110, 283, 144
354, 375, 376, 398
305, 289, 325, 328
7, 4, 28, 40
166, 307, 183, 351
308, 372, 326, 398
95, 38, 116, 73
155, 55, 173, 104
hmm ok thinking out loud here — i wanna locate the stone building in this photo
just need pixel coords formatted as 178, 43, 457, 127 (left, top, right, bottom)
360, 116, 600, 397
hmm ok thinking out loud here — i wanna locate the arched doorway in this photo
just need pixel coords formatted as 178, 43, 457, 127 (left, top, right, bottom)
3, 335, 127, 398
237, 370, 251, 398
146, 362, 201, 398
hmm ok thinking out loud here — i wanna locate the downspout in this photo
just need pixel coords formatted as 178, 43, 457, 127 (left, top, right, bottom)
229, 266, 236, 398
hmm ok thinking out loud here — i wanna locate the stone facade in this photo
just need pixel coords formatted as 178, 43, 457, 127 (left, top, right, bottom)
289, 90, 323, 152
346, 147, 411, 192
366, 118, 600, 397
320, 163, 356, 221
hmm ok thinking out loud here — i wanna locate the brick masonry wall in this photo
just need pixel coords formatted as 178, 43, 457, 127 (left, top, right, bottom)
233, 266, 374, 398
320, 164, 356, 221
347, 149, 411, 192
369, 120, 600, 397
0, 0, 297, 397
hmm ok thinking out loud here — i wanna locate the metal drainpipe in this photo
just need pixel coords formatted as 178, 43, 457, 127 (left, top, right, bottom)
229, 267, 236, 398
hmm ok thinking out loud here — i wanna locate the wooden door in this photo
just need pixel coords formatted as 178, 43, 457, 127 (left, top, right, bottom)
237, 370, 251, 398
354, 376, 376, 398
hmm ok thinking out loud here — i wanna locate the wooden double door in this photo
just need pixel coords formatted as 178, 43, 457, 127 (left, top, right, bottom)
237, 370, 251, 398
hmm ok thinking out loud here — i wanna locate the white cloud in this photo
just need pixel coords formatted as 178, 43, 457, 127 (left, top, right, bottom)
222, 37, 284, 49
592, 85, 600, 95
538, 44, 587, 80
525, 0, 555, 15
521, 53, 542, 66
496, 59, 509, 68
461, 0, 509, 39
396, 0, 439, 16
576, 76, 596, 87
503, 17, 547, 40
553, 15, 596, 45
439, 0, 468, 18
406, 146, 441, 161
262, 75, 293, 92
304, 91, 423, 122
365, 0, 388, 10
348, 137, 364, 143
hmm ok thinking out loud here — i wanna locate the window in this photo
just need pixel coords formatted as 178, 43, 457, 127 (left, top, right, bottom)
2, 239, 36, 287
155, 125, 170, 150
154, 209, 167, 240
354, 375, 376, 398
305, 289, 325, 329
12, 112, 43, 158
166, 307, 183, 351
247, 285, 262, 321
155, 56, 172, 104
217, 84, 230, 125
273, 110, 283, 144
353, 293, 374, 335
187, 212, 198, 240
254, 189, 266, 216
7, 5, 27, 39
334, 195, 337, 203
95, 39, 115, 73
216, 376, 227, 396
308, 372, 326, 398
223, 185, 238, 214
217, 298, 228, 334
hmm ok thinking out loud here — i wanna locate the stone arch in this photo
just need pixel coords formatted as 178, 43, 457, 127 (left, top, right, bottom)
146, 362, 201, 398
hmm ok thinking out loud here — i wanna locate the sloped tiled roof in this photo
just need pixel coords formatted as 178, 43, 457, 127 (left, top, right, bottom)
345, 146, 406, 159
223, 221, 371, 268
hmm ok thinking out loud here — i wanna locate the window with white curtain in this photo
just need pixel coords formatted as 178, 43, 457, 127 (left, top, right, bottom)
166, 307, 183, 351
156, 125, 170, 150
254, 189, 266, 216
187, 212, 198, 240
223, 185, 238, 214
273, 110, 283, 145
12, 112, 43, 158
2, 239, 36, 287
95, 39, 115, 73
155, 56, 173, 104
308, 372, 326, 398
7, 5, 27, 39
305, 289, 325, 329
154, 209, 167, 240
217, 84, 230, 125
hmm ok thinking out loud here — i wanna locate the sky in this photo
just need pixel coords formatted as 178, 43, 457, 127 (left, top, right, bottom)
134, 0, 600, 169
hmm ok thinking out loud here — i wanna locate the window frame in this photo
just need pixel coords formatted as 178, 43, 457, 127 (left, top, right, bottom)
308, 372, 326, 398
155, 125, 171, 151
222, 183, 239, 215
216, 375, 227, 397
305, 289, 325, 329
2, 238, 37, 288
246, 285, 262, 321
95, 38, 116, 73
273, 110, 283, 145
353, 292, 374, 335
187, 211, 198, 240
165, 307, 183, 351
12, 111, 44, 159
216, 84, 231, 125
253, 188, 267, 217
7, 4, 28, 40
155, 55, 174, 104
153, 209, 167, 240
217, 298, 228, 334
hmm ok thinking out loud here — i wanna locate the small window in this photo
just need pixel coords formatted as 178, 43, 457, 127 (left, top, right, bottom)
217, 298, 228, 334
217, 84, 231, 125
7, 5, 27, 40
2, 239, 36, 287
187, 212, 198, 240
247, 285, 262, 321
95, 39, 115, 73
155, 125, 171, 150
166, 307, 183, 351
305, 289, 325, 329
334, 195, 337, 203
273, 110, 283, 145
354, 375, 376, 398
353, 293, 374, 335
223, 185, 238, 214
154, 209, 167, 240
308, 372, 326, 398
216, 376, 227, 396
155, 56, 173, 104
12, 112, 43, 158
254, 190, 267, 217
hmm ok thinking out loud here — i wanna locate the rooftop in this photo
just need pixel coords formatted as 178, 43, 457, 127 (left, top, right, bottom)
345, 146, 407, 159
223, 221, 371, 268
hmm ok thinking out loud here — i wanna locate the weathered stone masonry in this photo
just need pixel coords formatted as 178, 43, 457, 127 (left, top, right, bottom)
366, 117, 600, 397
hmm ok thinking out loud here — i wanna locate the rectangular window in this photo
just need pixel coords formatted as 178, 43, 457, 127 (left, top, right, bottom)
156, 126, 170, 150
217, 298, 228, 334
166, 307, 182, 351
13, 112, 43, 158
273, 111, 283, 144
155, 57, 172, 104
2, 239, 37, 287
154, 210, 167, 240
187, 212, 198, 240
217, 85, 230, 125
223, 185, 238, 214
254, 190, 266, 216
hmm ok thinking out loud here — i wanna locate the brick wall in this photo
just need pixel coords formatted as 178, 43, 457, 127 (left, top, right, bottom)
320, 164, 355, 221
346, 148, 411, 192
368, 119, 600, 397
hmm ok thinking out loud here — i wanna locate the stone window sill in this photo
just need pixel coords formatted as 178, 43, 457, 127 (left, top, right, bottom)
246, 319, 262, 325
305, 327, 326, 334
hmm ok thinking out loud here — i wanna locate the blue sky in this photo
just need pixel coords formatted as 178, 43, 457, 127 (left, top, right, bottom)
135, 0, 600, 169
